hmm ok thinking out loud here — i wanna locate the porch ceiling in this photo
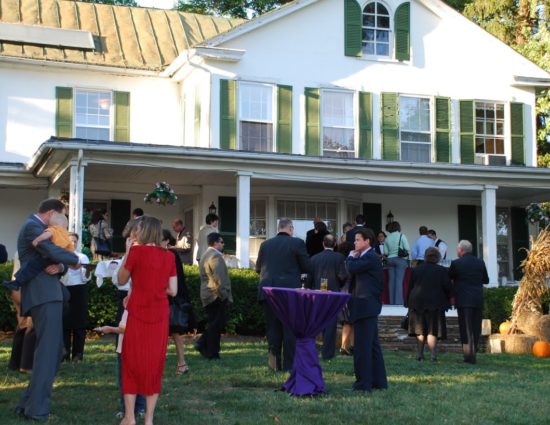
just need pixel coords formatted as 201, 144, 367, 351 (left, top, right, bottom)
31, 138, 550, 204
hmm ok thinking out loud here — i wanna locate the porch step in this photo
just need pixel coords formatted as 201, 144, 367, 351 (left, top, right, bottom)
377, 316, 463, 353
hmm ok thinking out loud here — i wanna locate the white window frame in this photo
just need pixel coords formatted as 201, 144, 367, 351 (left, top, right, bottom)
237, 81, 276, 153
361, 0, 393, 58
399, 95, 433, 163
74, 88, 113, 141
321, 89, 356, 158
474, 101, 506, 158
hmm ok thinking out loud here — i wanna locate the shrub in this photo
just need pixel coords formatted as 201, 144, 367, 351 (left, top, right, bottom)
0, 262, 16, 331
483, 286, 517, 333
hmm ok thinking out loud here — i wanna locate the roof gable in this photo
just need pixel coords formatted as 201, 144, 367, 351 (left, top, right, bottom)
0, 0, 245, 72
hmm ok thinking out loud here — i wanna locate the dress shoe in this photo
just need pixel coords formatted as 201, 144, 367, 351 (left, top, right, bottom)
24, 413, 52, 421
339, 348, 352, 356
15, 406, 25, 417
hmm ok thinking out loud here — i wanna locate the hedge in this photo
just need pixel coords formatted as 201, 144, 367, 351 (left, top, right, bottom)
1, 261, 548, 336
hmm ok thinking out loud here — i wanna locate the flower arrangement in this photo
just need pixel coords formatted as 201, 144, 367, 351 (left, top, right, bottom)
144, 181, 177, 206
526, 202, 550, 228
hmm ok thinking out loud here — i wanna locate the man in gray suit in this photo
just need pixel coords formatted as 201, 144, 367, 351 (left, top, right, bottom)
256, 218, 311, 371
308, 234, 348, 360
15, 198, 79, 420
196, 232, 232, 360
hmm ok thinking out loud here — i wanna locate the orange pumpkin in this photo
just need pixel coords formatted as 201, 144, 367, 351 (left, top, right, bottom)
499, 321, 512, 334
532, 341, 550, 358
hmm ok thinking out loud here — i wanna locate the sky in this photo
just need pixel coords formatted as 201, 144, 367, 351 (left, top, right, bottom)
136, 0, 176, 9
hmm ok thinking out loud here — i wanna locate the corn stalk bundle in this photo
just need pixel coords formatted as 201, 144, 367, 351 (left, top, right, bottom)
510, 227, 550, 338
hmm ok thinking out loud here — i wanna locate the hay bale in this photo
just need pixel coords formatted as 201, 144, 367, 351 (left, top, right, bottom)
488, 334, 537, 354
516, 311, 550, 341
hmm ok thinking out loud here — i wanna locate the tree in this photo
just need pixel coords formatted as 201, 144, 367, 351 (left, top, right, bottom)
175, 0, 293, 19
462, 0, 550, 166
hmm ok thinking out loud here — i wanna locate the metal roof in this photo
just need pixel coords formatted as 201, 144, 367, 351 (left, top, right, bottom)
0, 0, 245, 71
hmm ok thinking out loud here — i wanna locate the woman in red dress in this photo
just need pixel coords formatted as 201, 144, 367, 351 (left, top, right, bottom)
117, 216, 177, 425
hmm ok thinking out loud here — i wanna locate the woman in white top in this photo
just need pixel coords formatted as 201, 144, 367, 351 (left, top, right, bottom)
62, 233, 91, 362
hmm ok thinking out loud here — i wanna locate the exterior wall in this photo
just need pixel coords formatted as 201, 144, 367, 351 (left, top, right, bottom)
0, 188, 48, 256
201, 0, 542, 163
0, 64, 182, 163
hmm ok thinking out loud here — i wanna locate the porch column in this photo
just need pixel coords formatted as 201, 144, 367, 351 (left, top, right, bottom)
481, 185, 498, 287
68, 151, 86, 249
236, 171, 252, 268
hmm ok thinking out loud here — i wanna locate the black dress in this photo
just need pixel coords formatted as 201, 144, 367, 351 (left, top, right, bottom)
405, 262, 452, 339
168, 250, 196, 335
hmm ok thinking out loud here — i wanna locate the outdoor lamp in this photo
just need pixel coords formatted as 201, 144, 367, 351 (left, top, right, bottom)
209, 202, 217, 214
386, 210, 394, 224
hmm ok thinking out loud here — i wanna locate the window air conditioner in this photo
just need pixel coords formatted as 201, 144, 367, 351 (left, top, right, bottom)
487, 155, 507, 166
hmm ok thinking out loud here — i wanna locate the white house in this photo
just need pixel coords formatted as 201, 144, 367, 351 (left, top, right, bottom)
2, 0, 550, 294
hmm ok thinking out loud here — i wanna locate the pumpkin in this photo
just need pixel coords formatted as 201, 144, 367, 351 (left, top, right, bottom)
532, 341, 550, 358
499, 321, 512, 334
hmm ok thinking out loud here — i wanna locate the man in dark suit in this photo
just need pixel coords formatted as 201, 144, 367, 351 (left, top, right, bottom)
256, 218, 311, 371
196, 232, 233, 360
309, 234, 348, 359
15, 198, 80, 420
346, 214, 370, 243
449, 239, 489, 364
345, 228, 388, 392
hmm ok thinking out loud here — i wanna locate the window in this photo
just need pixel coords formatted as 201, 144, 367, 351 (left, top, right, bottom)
75, 90, 112, 140
322, 91, 355, 158
239, 82, 274, 152
400, 96, 431, 162
362, 2, 391, 56
277, 200, 337, 241
475, 102, 505, 155
250, 199, 267, 259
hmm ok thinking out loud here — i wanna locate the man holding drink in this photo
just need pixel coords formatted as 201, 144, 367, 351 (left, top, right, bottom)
308, 234, 348, 360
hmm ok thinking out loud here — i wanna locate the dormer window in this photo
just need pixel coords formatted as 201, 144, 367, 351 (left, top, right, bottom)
362, 2, 391, 57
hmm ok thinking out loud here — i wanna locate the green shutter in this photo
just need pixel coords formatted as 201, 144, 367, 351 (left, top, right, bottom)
459, 100, 475, 164
381, 92, 399, 160
344, 0, 362, 57
359, 91, 372, 159
220, 79, 236, 150
435, 97, 450, 163
511, 206, 529, 280
394, 2, 410, 62
56, 87, 73, 138
114, 91, 130, 142
511, 102, 525, 166
458, 205, 478, 257
194, 86, 201, 144
305, 87, 320, 156
277, 85, 292, 153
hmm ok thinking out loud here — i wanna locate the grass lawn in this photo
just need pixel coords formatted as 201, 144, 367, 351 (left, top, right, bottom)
0, 336, 549, 425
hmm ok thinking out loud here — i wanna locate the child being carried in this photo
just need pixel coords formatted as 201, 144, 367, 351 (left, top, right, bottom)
3, 212, 75, 291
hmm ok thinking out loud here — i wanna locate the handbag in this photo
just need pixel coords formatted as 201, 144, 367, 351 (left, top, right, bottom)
400, 313, 409, 330
94, 237, 112, 256
169, 299, 192, 331
397, 234, 409, 258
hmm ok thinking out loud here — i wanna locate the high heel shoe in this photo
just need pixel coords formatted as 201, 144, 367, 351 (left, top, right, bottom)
416, 355, 424, 361
176, 363, 189, 375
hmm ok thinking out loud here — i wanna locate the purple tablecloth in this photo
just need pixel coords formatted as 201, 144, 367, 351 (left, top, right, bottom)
263, 287, 351, 396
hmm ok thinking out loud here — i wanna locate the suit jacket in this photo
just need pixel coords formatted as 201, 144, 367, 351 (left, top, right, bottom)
449, 253, 489, 308
255, 232, 311, 301
406, 262, 452, 310
199, 247, 232, 307
308, 249, 348, 291
0, 243, 7, 264
345, 248, 384, 321
18, 214, 79, 315
305, 228, 329, 257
